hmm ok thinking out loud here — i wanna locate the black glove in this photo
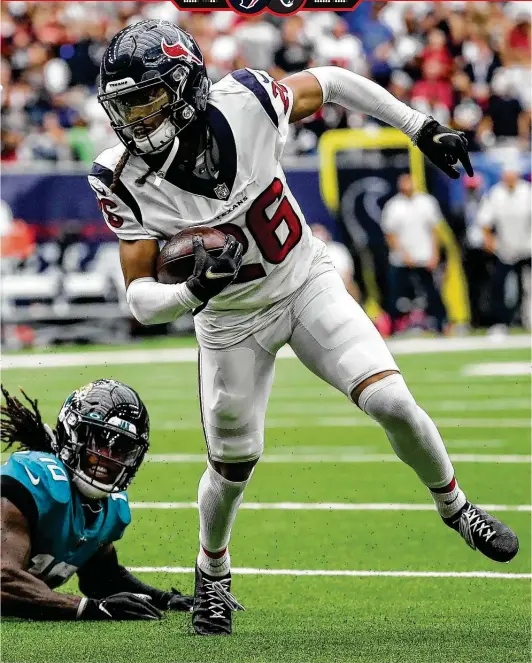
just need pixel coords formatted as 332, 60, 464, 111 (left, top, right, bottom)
79, 592, 163, 621
414, 117, 474, 180
165, 587, 194, 612
186, 234, 243, 303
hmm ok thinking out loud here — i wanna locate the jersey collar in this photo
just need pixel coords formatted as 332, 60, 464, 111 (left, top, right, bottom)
160, 104, 237, 200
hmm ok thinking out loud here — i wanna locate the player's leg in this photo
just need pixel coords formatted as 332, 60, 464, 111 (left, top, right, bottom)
193, 336, 276, 634
388, 265, 409, 333
490, 259, 513, 329
289, 269, 518, 562
416, 267, 447, 334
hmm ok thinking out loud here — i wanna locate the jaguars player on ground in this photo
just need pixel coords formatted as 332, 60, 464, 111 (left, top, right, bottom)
0, 380, 192, 620
90, 21, 519, 636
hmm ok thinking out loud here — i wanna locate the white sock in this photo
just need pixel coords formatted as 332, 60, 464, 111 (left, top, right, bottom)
196, 462, 250, 575
430, 478, 467, 519
197, 547, 232, 578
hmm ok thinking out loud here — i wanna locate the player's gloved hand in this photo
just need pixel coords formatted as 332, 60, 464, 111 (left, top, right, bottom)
413, 117, 474, 180
79, 592, 163, 621
186, 234, 243, 303
163, 587, 194, 612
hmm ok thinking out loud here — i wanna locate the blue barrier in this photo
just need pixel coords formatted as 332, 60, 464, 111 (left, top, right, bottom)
0, 167, 334, 234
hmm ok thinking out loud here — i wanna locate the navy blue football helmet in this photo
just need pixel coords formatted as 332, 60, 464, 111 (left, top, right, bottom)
98, 20, 210, 156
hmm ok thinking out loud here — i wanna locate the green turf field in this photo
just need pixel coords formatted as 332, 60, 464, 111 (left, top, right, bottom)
2, 338, 531, 663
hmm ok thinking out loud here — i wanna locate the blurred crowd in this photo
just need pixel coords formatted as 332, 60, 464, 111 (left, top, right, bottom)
1, 1, 531, 163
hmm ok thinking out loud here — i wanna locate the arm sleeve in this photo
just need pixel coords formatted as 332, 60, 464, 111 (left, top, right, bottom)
126, 277, 201, 326
306, 66, 426, 139
77, 545, 172, 610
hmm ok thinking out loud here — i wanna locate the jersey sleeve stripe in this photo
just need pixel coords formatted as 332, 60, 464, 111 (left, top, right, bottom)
231, 69, 278, 129
0, 475, 39, 539
90, 163, 144, 226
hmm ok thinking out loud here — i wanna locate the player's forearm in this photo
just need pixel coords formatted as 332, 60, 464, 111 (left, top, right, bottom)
126, 277, 201, 325
80, 564, 171, 609
1, 565, 80, 620
307, 66, 426, 139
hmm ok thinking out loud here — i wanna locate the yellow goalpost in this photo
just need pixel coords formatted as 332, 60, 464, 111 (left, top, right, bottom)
318, 128, 470, 324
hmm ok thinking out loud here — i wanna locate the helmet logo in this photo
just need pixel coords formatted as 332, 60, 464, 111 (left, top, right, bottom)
161, 38, 202, 65
227, 0, 270, 13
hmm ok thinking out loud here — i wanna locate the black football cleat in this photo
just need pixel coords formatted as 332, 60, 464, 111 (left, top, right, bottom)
444, 502, 519, 563
192, 564, 244, 635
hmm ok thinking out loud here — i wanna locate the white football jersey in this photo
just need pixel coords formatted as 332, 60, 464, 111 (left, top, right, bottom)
89, 68, 323, 347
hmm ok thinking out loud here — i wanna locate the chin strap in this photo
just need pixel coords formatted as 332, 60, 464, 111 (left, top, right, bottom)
153, 137, 181, 187
43, 423, 59, 452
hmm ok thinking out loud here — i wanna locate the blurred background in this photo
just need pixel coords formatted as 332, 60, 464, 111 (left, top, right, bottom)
1, 0, 531, 349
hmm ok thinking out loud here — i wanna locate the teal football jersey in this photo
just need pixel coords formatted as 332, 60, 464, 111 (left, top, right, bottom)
1, 451, 131, 588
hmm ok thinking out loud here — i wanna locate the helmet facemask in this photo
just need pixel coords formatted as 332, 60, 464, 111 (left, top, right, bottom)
58, 405, 148, 500
99, 65, 208, 156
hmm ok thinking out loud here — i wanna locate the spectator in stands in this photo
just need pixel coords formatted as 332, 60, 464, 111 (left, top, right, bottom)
412, 59, 453, 121
1, 1, 531, 161
382, 174, 448, 335
477, 167, 531, 335
312, 17, 366, 75
19, 111, 73, 162
451, 71, 483, 151
478, 68, 531, 151
272, 16, 312, 78
350, 2, 394, 86
310, 224, 360, 302
463, 35, 501, 103
233, 16, 279, 71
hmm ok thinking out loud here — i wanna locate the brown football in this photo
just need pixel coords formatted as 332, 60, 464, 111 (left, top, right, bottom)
156, 226, 227, 285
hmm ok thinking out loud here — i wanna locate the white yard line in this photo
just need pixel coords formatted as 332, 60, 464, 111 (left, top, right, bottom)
152, 418, 530, 431
237, 399, 531, 413
129, 501, 531, 512
3, 335, 530, 370
129, 567, 531, 580
146, 452, 531, 464
464, 362, 531, 377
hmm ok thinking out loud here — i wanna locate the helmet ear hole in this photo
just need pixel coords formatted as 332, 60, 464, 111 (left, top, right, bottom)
195, 77, 211, 112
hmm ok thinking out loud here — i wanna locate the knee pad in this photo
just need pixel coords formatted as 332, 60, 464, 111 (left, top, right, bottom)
358, 374, 419, 430
206, 430, 264, 464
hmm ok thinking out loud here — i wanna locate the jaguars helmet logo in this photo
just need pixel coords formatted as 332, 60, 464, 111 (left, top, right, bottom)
267, 0, 306, 14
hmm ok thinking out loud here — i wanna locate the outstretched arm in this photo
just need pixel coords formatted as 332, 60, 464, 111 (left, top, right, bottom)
78, 544, 193, 612
282, 67, 473, 179
0, 497, 82, 619
1, 495, 162, 621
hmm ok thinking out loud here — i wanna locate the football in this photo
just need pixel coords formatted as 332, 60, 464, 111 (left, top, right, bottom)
156, 226, 227, 285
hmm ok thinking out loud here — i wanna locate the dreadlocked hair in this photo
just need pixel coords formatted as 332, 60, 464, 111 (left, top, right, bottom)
1, 386, 54, 454
110, 149, 131, 193
111, 148, 153, 190
135, 166, 154, 188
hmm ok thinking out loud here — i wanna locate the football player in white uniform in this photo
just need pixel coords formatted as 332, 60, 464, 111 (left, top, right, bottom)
90, 20, 518, 635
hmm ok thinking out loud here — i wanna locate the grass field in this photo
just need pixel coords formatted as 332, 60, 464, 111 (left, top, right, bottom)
1, 336, 531, 663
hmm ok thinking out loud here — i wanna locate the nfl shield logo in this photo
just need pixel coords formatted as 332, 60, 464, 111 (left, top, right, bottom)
214, 183, 230, 200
